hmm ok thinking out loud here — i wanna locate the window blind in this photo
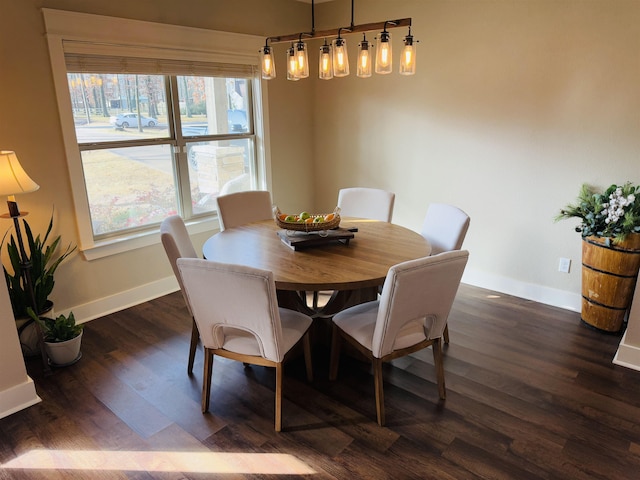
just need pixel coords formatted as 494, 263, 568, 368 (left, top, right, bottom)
65, 53, 256, 78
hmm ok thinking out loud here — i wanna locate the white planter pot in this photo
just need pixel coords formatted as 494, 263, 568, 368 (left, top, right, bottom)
44, 331, 82, 366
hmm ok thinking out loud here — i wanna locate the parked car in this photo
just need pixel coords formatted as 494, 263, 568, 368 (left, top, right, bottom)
110, 113, 158, 128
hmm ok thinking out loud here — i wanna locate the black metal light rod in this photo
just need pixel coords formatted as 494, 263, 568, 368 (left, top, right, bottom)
269, 18, 411, 44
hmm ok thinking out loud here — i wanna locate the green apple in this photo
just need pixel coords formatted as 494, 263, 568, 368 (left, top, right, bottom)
284, 215, 297, 222
299, 211, 311, 220
313, 216, 324, 223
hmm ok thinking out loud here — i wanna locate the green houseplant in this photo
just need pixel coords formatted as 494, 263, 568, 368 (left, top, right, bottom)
556, 182, 640, 243
27, 308, 83, 366
2, 212, 76, 318
556, 182, 640, 333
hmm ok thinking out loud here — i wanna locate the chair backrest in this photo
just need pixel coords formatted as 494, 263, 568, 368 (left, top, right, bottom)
177, 257, 285, 362
420, 203, 470, 255
216, 190, 273, 231
337, 187, 395, 222
373, 250, 469, 358
160, 215, 198, 314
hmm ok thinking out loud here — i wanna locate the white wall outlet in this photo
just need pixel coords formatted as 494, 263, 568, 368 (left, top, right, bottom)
558, 257, 571, 273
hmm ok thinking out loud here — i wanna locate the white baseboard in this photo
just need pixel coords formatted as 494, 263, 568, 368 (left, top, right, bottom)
0, 377, 41, 420
67, 268, 582, 326
65, 276, 180, 324
462, 267, 582, 312
614, 330, 640, 372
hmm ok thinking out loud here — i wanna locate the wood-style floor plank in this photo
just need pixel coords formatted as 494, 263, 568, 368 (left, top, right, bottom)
1, 285, 639, 479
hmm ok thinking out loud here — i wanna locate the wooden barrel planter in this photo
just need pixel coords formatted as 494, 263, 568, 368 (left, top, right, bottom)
581, 234, 640, 332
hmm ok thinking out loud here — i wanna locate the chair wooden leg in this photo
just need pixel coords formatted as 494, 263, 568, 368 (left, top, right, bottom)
188, 318, 199, 375
202, 348, 214, 413
275, 363, 283, 432
303, 331, 313, 382
329, 325, 341, 381
443, 323, 450, 345
373, 358, 385, 426
432, 338, 446, 400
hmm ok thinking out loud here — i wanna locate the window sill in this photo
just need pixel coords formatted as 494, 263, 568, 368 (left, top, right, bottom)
80, 216, 219, 261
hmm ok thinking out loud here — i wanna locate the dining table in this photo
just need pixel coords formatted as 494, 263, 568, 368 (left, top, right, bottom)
202, 217, 431, 318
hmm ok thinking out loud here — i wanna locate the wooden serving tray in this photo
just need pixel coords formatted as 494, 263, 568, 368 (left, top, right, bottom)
277, 228, 355, 250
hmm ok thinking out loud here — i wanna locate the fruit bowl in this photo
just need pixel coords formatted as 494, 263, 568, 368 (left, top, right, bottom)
274, 207, 341, 232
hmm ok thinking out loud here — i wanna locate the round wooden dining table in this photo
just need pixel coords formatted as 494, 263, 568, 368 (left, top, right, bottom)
202, 218, 431, 317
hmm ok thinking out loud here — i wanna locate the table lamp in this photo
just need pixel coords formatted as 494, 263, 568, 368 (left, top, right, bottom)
0, 150, 49, 372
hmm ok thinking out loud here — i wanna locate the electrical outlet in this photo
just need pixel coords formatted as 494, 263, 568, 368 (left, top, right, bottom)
558, 257, 571, 273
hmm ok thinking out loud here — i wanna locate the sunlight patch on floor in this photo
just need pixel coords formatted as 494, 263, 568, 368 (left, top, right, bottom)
3, 449, 316, 474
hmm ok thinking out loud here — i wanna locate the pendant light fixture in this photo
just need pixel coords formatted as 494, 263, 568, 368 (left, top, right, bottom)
260, 0, 415, 81
287, 44, 300, 81
295, 36, 309, 79
375, 22, 393, 74
319, 39, 333, 80
333, 29, 350, 77
399, 26, 417, 75
357, 33, 372, 78
260, 40, 276, 80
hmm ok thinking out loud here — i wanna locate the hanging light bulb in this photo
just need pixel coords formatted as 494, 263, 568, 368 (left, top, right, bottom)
287, 44, 300, 81
332, 31, 350, 77
375, 24, 393, 74
399, 27, 416, 75
295, 37, 309, 78
260, 41, 276, 80
357, 33, 372, 78
319, 39, 333, 80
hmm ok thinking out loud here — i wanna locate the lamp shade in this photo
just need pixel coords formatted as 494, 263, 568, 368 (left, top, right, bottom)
0, 151, 39, 196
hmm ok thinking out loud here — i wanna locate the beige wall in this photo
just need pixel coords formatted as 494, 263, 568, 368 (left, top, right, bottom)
1, 0, 638, 323
312, 0, 639, 306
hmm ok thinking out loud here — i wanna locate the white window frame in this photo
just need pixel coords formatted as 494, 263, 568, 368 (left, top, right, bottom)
43, 9, 272, 260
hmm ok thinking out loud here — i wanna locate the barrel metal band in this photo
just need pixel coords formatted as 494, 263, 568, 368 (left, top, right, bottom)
581, 262, 637, 278
584, 237, 640, 254
581, 295, 629, 311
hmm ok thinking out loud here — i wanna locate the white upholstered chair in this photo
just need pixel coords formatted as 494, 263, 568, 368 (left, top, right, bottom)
337, 187, 395, 222
309, 187, 396, 310
420, 203, 470, 343
160, 215, 200, 375
177, 257, 313, 432
329, 250, 469, 426
420, 203, 470, 255
216, 190, 273, 231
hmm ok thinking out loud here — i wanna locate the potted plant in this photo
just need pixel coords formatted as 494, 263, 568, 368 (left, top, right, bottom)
2, 212, 76, 355
557, 182, 640, 332
27, 308, 83, 366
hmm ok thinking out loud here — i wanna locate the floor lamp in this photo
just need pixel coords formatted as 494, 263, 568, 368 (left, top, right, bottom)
0, 150, 50, 374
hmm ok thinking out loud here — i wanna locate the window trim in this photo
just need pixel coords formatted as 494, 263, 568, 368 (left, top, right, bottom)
43, 9, 272, 260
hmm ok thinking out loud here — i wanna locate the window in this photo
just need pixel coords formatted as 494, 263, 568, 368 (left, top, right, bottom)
43, 9, 269, 259
68, 71, 257, 238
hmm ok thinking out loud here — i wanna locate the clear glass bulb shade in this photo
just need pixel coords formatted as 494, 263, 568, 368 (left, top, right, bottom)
261, 46, 276, 80
375, 32, 392, 74
319, 44, 333, 80
296, 41, 309, 78
332, 38, 350, 77
357, 41, 372, 78
287, 47, 300, 81
399, 42, 416, 75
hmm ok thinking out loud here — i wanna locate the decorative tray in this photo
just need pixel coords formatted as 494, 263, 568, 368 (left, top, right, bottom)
273, 206, 341, 232
277, 228, 355, 250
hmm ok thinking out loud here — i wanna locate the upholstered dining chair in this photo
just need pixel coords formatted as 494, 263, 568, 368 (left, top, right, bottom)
308, 187, 397, 310
420, 203, 470, 343
160, 215, 201, 375
337, 187, 396, 222
177, 257, 313, 432
329, 250, 469, 426
216, 190, 274, 231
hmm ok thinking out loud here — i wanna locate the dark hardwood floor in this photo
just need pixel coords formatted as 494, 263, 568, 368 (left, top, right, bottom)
1, 284, 640, 479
